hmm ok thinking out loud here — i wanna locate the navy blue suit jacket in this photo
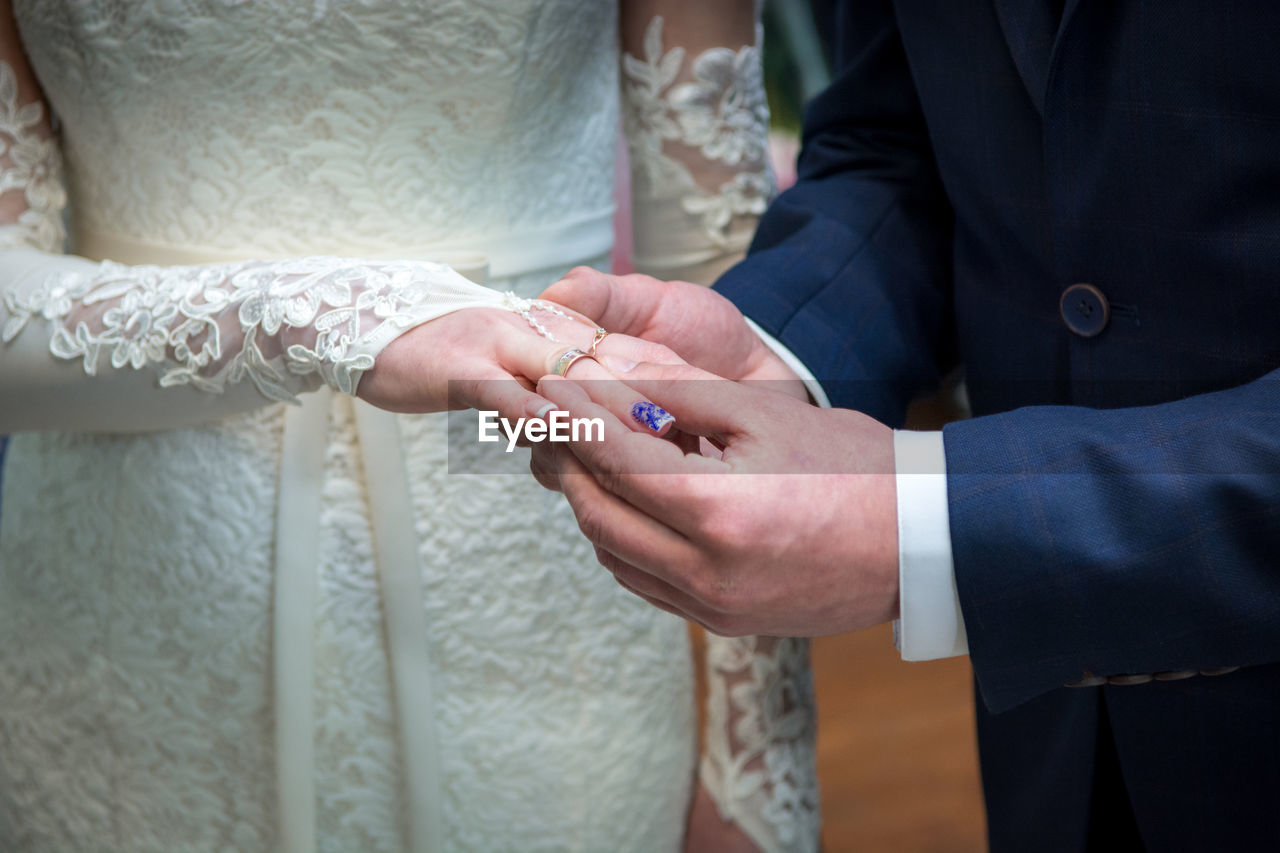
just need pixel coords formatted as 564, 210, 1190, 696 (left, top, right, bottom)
716, 1, 1280, 849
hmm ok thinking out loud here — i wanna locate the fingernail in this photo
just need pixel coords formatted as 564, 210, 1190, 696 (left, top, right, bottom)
631, 401, 674, 433
599, 354, 637, 374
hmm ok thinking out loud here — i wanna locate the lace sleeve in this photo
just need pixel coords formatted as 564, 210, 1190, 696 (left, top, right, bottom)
0, 57, 541, 434
700, 635, 820, 853
620, 5, 774, 285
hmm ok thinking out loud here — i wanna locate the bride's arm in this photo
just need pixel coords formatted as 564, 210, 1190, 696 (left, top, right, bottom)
620, 0, 773, 285
0, 9, 578, 434
619, 4, 821, 851
697, 635, 820, 853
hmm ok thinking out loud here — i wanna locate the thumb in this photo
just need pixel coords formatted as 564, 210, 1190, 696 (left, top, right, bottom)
539, 268, 663, 338
600, 361, 757, 441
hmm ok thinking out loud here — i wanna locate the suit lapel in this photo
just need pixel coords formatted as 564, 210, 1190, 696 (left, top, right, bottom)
991, 0, 1079, 116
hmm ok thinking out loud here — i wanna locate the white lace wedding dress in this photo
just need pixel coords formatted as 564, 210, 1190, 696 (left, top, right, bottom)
0, 2, 818, 851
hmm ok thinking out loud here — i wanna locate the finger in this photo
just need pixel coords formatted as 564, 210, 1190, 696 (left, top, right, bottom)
613, 574, 685, 619
528, 443, 562, 493
559, 355, 677, 437
548, 437, 703, 577
552, 440, 696, 569
538, 267, 663, 336
598, 547, 714, 627
591, 331, 687, 374
525, 300, 600, 340
607, 561, 693, 622
449, 361, 552, 423
495, 318, 592, 385
539, 397, 720, 555
536, 373, 721, 478
580, 360, 767, 442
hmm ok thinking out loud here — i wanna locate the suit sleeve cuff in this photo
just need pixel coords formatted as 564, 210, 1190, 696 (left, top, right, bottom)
892, 429, 969, 660
743, 317, 832, 408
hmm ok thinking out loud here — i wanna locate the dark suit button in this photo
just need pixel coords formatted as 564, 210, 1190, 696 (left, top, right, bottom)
1199, 666, 1240, 677
1060, 283, 1110, 337
1153, 669, 1198, 681
1107, 673, 1154, 685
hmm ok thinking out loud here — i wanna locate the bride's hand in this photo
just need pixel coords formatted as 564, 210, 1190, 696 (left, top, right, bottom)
357, 303, 597, 417
684, 784, 763, 853
356, 304, 691, 433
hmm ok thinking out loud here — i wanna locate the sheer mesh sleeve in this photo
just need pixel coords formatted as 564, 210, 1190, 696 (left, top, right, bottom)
621, 2, 774, 285
700, 635, 820, 853
0, 57, 545, 434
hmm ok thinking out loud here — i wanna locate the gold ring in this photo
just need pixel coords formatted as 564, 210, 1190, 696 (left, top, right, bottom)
552, 348, 593, 377
588, 327, 610, 358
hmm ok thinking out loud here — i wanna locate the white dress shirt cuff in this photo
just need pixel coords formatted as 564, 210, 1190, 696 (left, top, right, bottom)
743, 318, 832, 408
893, 430, 969, 660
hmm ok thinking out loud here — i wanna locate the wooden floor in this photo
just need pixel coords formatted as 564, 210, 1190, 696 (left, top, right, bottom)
694, 624, 988, 852
811, 625, 987, 852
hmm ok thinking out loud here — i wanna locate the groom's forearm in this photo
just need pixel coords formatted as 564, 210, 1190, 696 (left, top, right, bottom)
712, 0, 955, 426
943, 368, 1280, 713
714, 175, 954, 426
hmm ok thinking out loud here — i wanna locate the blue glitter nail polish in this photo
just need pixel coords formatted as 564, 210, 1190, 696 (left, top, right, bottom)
631, 401, 674, 432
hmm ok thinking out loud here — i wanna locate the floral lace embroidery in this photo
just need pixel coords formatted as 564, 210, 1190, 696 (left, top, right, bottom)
11, 0, 617, 259
701, 636, 820, 853
0, 61, 66, 254
1, 257, 556, 402
622, 16, 774, 247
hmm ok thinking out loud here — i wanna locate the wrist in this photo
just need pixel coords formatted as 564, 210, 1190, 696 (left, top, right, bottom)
868, 463, 903, 624
835, 411, 901, 626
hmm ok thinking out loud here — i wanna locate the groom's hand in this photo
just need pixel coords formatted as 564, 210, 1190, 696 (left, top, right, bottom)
539, 269, 804, 394
529, 363, 900, 638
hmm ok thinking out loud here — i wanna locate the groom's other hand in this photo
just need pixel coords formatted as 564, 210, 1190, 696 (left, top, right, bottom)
540, 269, 803, 393
530, 365, 900, 638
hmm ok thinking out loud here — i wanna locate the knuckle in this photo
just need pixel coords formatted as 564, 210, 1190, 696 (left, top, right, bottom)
595, 545, 624, 575
572, 501, 609, 547
638, 341, 681, 365
690, 568, 733, 613
591, 440, 634, 485
698, 508, 744, 553
529, 463, 561, 493
593, 463, 624, 497
452, 375, 481, 405
561, 265, 598, 285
